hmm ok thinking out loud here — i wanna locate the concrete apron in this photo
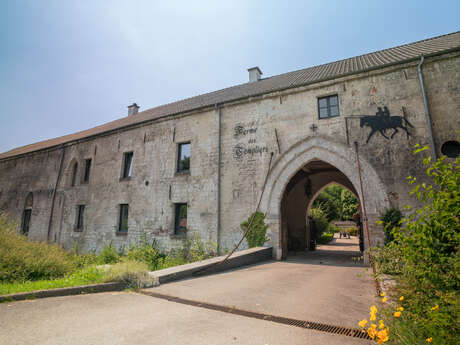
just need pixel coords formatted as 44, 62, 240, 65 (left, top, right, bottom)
144, 234, 376, 330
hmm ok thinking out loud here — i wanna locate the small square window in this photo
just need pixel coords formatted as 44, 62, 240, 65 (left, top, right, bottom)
118, 204, 129, 233
83, 159, 92, 183
76, 205, 85, 231
174, 203, 187, 235
177, 143, 191, 173
318, 95, 340, 119
121, 152, 133, 179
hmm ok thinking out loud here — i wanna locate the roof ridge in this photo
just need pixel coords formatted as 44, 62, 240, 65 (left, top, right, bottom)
2, 30, 460, 159
140, 31, 460, 117
263, 30, 460, 83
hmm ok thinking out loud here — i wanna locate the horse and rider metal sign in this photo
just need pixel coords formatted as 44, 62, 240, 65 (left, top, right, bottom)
360, 106, 414, 143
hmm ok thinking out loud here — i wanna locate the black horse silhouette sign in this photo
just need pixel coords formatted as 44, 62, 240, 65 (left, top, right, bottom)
360, 106, 413, 143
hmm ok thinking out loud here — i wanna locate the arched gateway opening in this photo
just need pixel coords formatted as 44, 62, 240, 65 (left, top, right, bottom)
280, 161, 362, 258
260, 137, 390, 260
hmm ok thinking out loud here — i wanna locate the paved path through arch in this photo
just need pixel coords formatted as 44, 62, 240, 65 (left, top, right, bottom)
0, 235, 377, 345
150, 233, 376, 328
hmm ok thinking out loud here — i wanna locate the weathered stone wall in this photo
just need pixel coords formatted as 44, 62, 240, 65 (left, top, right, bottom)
0, 110, 219, 253
0, 52, 458, 257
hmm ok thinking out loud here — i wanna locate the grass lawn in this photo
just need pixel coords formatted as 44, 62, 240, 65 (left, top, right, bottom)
0, 266, 106, 295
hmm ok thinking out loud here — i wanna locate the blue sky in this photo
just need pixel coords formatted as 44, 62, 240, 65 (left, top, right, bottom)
0, 0, 459, 153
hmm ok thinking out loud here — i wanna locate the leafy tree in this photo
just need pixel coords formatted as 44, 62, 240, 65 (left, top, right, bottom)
240, 211, 269, 248
312, 184, 359, 221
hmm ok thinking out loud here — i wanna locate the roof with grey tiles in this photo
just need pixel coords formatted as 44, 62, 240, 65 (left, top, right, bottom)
2, 31, 460, 160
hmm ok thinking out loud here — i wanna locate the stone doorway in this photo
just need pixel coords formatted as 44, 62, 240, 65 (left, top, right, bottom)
260, 137, 389, 260
280, 160, 361, 259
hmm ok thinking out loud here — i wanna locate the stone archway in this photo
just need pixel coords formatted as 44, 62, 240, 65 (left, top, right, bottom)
260, 136, 389, 260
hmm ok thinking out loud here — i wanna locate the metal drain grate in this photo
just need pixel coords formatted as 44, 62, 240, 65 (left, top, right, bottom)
138, 290, 370, 340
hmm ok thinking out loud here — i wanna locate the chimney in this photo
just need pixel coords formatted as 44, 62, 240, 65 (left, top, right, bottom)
248, 67, 262, 82
127, 103, 139, 116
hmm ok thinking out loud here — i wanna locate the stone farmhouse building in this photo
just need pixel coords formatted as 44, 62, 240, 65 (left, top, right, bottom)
0, 31, 459, 259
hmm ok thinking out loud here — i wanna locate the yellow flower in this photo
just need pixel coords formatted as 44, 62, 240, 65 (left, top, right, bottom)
380, 292, 386, 297
426, 337, 432, 342
370, 305, 378, 314
378, 320, 385, 329
381, 297, 388, 303
377, 329, 389, 343
367, 327, 378, 339
431, 305, 439, 311
370, 323, 377, 329
393, 311, 401, 318
397, 306, 404, 311
399, 296, 404, 301
370, 313, 377, 321
358, 319, 368, 328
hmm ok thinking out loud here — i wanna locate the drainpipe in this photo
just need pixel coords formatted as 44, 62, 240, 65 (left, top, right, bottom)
216, 104, 222, 254
417, 55, 437, 161
47, 145, 66, 242
354, 141, 381, 295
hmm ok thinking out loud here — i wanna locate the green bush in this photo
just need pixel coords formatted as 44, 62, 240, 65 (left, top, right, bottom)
240, 211, 269, 248
126, 235, 166, 270
165, 233, 216, 267
73, 252, 99, 268
317, 232, 334, 244
345, 226, 359, 236
372, 245, 404, 275
99, 244, 120, 264
372, 144, 460, 345
309, 206, 329, 240
380, 207, 402, 244
0, 213, 75, 282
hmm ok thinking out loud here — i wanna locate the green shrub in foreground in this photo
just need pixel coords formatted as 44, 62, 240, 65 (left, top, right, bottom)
379, 207, 402, 244
99, 244, 120, 264
372, 145, 459, 345
126, 235, 166, 270
0, 214, 75, 282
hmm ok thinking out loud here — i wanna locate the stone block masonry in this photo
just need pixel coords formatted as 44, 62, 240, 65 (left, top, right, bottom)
0, 37, 459, 259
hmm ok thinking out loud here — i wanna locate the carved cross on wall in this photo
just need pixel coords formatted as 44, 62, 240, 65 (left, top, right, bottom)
310, 124, 318, 132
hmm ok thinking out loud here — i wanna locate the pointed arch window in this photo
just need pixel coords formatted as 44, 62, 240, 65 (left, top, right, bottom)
22, 193, 33, 236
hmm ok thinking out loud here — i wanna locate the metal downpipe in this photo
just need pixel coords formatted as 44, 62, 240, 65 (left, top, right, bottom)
216, 104, 222, 254
354, 141, 381, 295
417, 55, 437, 161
